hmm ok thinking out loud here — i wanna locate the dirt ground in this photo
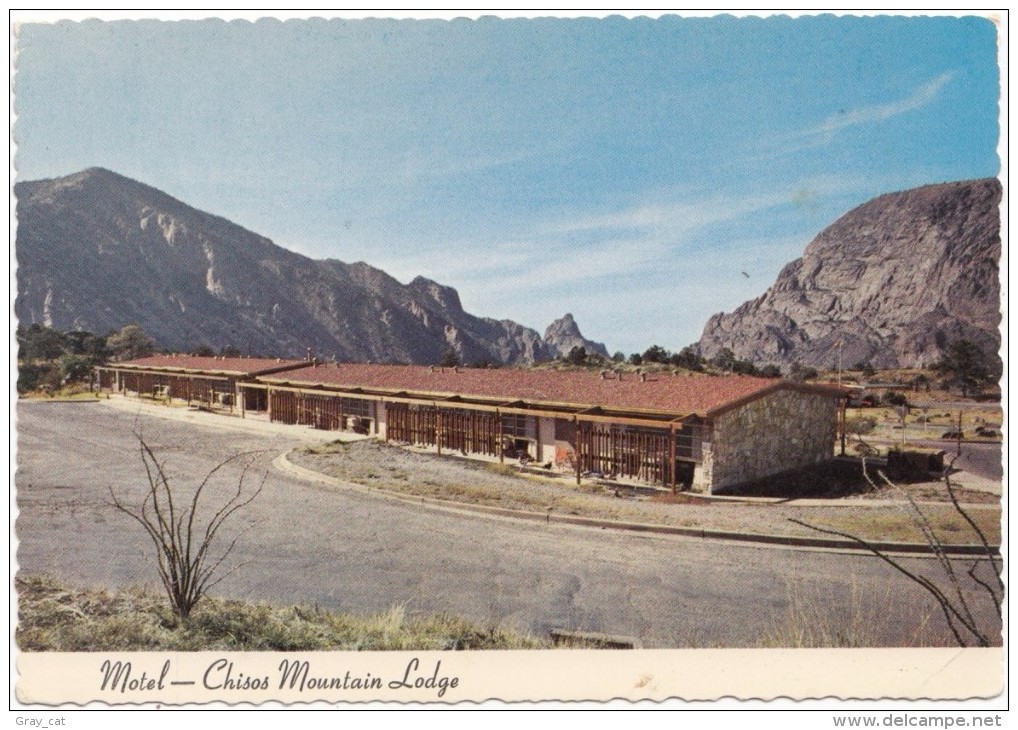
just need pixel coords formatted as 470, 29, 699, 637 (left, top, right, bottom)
289, 440, 1001, 545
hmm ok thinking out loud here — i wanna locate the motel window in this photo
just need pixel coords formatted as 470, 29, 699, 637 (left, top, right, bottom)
340, 398, 374, 419
675, 421, 706, 463
501, 414, 536, 440
554, 419, 576, 442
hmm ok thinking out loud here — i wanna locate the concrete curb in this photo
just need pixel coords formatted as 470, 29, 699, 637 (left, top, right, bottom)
275, 450, 1001, 558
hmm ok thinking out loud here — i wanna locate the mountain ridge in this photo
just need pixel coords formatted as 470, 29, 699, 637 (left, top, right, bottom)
15, 167, 608, 365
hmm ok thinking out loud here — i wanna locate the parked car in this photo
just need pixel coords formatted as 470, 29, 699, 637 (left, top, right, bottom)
941, 430, 964, 440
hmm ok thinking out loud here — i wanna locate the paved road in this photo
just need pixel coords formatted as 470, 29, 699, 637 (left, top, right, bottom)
14, 401, 1002, 648
872, 436, 1003, 493
909, 439, 1003, 482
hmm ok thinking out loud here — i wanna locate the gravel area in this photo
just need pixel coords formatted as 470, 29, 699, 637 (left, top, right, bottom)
289, 440, 1001, 545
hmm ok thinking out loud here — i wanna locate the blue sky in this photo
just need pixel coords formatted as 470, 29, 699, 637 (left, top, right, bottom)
13, 12, 1001, 355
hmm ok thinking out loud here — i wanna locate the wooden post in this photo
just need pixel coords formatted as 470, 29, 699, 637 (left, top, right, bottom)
575, 418, 582, 486
239, 385, 245, 419
670, 424, 677, 494
498, 409, 504, 464
436, 406, 442, 455
840, 398, 847, 456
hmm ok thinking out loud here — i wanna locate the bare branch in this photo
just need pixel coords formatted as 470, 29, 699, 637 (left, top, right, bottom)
108, 435, 265, 618
788, 518, 985, 646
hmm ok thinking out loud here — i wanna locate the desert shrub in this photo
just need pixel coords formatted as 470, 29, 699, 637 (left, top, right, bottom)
17, 361, 61, 393
844, 416, 877, 436
109, 437, 264, 618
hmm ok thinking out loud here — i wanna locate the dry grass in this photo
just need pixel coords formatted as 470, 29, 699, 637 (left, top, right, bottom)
15, 575, 550, 652
302, 439, 351, 456
759, 578, 941, 648
21, 386, 102, 401
290, 441, 1000, 546
812, 505, 1000, 544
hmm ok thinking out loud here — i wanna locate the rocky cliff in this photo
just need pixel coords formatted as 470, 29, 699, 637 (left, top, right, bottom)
696, 179, 1002, 369
15, 167, 607, 364
543, 313, 609, 358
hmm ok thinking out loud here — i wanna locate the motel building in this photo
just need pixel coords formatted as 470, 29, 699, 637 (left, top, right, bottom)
97, 354, 847, 494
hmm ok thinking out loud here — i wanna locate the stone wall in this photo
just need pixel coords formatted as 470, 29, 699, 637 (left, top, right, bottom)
700, 388, 839, 493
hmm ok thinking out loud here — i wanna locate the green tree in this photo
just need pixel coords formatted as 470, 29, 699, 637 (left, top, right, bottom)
711, 348, 737, 372
611, 351, 626, 363
439, 347, 460, 368
565, 346, 588, 366
59, 354, 94, 383
934, 340, 995, 396
881, 391, 909, 407
788, 361, 819, 382
628, 353, 643, 366
17, 324, 67, 361
642, 344, 670, 364
732, 358, 758, 376
669, 346, 704, 372
108, 325, 155, 361
17, 362, 61, 394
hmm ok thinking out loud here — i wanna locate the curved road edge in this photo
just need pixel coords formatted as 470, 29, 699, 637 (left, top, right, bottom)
273, 449, 1000, 558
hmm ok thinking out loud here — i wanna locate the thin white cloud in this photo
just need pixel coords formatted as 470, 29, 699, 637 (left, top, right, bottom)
748, 72, 958, 162
813, 72, 956, 137
377, 179, 858, 293
540, 190, 794, 238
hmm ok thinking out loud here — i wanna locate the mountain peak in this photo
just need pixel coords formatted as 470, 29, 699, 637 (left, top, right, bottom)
15, 167, 559, 366
544, 314, 609, 358
696, 178, 1002, 369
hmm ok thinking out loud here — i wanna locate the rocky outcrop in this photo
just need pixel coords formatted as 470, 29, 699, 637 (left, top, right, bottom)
543, 313, 609, 358
14, 167, 605, 365
696, 179, 1002, 369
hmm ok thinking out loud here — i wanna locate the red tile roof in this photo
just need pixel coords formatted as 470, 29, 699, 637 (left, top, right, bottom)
259, 363, 845, 418
112, 354, 306, 377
